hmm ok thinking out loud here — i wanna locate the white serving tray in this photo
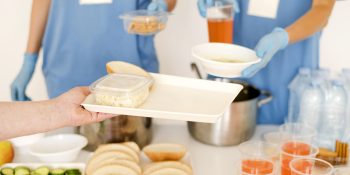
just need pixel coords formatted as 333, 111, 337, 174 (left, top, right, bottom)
0, 163, 85, 172
82, 73, 242, 123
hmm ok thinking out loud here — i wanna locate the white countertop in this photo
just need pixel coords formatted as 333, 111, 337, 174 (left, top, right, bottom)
13, 124, 279, 175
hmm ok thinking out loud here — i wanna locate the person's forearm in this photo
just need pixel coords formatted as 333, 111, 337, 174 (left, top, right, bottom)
285, 0, 335, 44
165, 0, 176, 11
26, 0, 51, 53
0, 100, 67, 141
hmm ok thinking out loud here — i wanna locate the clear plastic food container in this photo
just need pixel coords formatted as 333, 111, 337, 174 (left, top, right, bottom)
119, 10, 169, 35
90, 74, 153, 108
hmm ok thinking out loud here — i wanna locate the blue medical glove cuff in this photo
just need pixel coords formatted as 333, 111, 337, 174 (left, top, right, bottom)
231, 0, 240, 13
11, 53, 38, 101
147, 0, 168, 11
273, 27, 289, 49
242, 28, 289, 78
23, 53, 39, 67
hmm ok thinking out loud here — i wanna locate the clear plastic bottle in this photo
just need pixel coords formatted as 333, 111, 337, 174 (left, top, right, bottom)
287, 68, 311, 122
313, 68, 331, 93
318, 80, 348, 149
341, 69, 350, 142
298, 79, 324, 130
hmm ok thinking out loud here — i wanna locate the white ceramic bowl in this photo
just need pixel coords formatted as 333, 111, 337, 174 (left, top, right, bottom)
29, 134, 87, 163
192, 43, 261, 78
10, 133, 45, 148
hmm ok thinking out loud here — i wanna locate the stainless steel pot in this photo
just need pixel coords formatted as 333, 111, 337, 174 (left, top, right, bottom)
188, 63, 272, 146
77, 116, 152, 151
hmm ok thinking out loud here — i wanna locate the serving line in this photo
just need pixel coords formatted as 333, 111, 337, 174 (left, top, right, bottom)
13, 124, 279, 175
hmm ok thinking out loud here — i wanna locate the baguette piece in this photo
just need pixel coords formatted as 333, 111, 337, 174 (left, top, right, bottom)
106, 61, 151, 78
146, 168, 189, 175
143, 161, 192, 175
143, 143, 187, 161
91, 164, 138, 175
95, 144, 140, 163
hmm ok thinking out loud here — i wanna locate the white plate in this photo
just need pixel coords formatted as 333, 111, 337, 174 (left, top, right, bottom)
0, 163, 85, 172
82, 73, 243, 123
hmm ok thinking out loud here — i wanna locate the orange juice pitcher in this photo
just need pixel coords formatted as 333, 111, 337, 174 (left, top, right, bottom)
206, 0, 235, 43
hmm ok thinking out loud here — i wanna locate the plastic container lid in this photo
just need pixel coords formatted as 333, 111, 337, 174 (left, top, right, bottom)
120, 10, 169, 20
90, 74, 153, 96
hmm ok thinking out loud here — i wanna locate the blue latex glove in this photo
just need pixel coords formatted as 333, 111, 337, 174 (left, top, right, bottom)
242, 28, 289, 78
147, 0, 168, 11
11, 53, 38, 101
197, 0, 240, 18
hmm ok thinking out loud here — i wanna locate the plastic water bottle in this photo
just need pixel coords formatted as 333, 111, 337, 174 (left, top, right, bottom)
298, 79, 324, 130
287, 68, 311, 122
341, 69, 350, 142
313, 68, 330, 79
318, 80, 347, 149
313, 68, 331, 92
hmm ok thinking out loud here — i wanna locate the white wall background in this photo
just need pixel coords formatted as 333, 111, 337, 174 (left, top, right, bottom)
0, 0, 350, 101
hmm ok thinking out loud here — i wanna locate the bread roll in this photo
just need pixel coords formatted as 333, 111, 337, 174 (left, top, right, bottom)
86, 151, 134, 174
106, 61, 151, 78
91, 164, 138, 175
122, 142, 141, 154
146, 168, 189, 175
88, 159, 141, 175
143, 161, 192, 175
96, 144, 140, 163
143, 143, 187, 161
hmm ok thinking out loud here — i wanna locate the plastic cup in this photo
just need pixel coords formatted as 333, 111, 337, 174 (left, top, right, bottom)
334, 166, 350, 175
280, 141, 319, 175
206, 0, 234, 20
290, 158, 334, 175
238, 141, 279, 175
279, 123, 316, 143
261, 131, 290, 146
206, 0, 235, 43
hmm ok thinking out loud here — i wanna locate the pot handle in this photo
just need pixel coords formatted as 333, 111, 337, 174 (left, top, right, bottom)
258, 90, 273, 107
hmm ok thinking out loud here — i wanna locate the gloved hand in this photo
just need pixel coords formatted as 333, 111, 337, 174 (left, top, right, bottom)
197, 0, 240, 18
147, 0, 168, 11
11, 53, 38, 101
241, 28, 289, 78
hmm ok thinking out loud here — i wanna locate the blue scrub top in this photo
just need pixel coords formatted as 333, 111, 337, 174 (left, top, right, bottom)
234, 0, 321, 124
42, 0, 157, 98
